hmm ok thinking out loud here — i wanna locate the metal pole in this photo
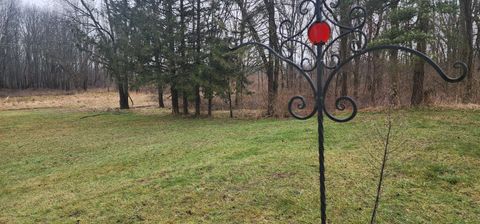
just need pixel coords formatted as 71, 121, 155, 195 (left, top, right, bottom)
315, 1, 326, 224
317, 46, 327, 224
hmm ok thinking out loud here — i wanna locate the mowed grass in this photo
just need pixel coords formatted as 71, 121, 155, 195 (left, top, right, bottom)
0, 108, 479, 223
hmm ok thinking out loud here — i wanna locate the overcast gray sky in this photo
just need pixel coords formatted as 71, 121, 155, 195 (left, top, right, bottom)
21, 0, 101, 10
21, 0, 60, 8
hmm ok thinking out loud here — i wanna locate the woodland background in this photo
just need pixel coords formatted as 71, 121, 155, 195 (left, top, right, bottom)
0, 0, 479, 117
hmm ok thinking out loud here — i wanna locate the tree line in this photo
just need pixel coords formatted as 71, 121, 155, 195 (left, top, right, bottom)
0, 0, 108, 91
1, 0, 479, 116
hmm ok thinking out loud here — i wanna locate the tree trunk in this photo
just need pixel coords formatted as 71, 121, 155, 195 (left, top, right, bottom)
411, 53, 425, 106
207, 97, 213, 117
165, 0, 178, 115
195, 86, 201, 116
264, 0, 279, 116
389, 50, 399, 106
158, 84, 165, 108
194, 0, 202, 117
389, 0, 399, 106
183, 94, 189, 114
353, 57, 360, 99
171, 86, 180, 114
411, 1, 429, 106
179, 0, 189, 114
228, 91, 233, 118
118, 77, 129, 109
266, 62, 276, 116
459, 0, 474, 103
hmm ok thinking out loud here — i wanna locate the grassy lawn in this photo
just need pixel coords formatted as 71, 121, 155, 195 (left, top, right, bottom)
0, 108, 479, 223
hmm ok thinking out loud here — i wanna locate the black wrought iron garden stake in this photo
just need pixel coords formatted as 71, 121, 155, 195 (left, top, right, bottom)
231, 1, 467, 223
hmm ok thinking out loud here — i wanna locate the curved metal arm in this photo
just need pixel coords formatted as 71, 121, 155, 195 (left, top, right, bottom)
323, 45, 468, 123
230, 42, 318, 120
230, 2, 468, 223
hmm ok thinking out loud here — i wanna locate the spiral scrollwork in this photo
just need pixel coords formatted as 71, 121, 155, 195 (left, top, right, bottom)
288, 96, 318, 120
349, 30, 368, 53
324, 96, 358, 123
321, 3, 367, 31
322, 45, 467, 123
328, 0, 340, 9
278, 0, 316, 41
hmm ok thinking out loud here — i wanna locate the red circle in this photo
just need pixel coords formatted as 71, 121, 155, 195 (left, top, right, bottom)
308, 21, 331, 45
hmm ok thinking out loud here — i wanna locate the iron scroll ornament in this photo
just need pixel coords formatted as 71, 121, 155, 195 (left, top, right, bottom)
230, 0, 467, 223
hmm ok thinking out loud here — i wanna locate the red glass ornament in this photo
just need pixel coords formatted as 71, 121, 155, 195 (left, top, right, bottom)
308, 21, 331, 45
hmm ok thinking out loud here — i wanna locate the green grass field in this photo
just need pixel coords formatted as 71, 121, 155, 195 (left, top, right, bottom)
1, 108, 479, 223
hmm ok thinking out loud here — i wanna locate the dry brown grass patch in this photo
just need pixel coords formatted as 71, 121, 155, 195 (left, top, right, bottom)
0, 89, 158, 111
